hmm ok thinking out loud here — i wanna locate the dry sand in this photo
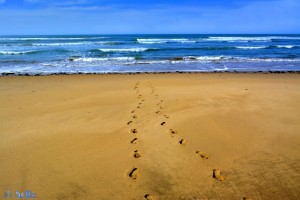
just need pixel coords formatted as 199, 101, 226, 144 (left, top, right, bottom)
0, 73, 299, 199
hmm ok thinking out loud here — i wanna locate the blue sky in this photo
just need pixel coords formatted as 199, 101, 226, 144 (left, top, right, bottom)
0, 0, 299, 34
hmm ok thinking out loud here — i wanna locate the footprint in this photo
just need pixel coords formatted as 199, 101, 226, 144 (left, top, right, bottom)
144, 194, 154, 200
155, 111, 161, 114
170, 129, 177, 135
159, 106, 164, 110
142, 99, 145, 102
160, 122, 166, 126
213, 169, 224, 181
132, 115, 137, 119
127, 121, 133, 125
164, 115, 170, 118
160, 100, 163, 102
130, 138, 138, 144
131, 110, 135, 113
131, 129, 138, 134
137, 106, 140, 109
196, 151, 209, 159
133, 150, 142, 158
243, 197, 253, 200
179, 139, 187, 145
129, 168, 139, 179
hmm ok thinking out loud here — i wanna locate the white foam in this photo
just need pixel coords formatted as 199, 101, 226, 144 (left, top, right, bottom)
33, 42, 95, 46
99, 48, 148, 52
203, 36, 300, 42
183, 56, 300, 62
204, 37, 272, 42
215, 66, 229, 71
136, 60, 170, 64
72, 57, 135, 62
137, 38, 196, 44
0, 37, 106, 41
0, 50, 36, 55
193, 56, 230, 61
276, 45, 294, 49
235, 46, 267, 49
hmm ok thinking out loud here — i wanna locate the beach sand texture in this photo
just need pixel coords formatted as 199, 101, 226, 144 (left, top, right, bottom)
0, 73, 300, 199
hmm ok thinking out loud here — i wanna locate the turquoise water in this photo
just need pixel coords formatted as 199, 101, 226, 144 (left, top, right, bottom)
0, 34, 300, 75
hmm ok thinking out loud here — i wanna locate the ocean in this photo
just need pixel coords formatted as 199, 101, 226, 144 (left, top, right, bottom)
0, 34, 300, 75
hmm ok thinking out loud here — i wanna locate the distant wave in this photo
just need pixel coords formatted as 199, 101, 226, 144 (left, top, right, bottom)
99, 48, 149, 52
0, 37, 106, 41
203, 37, 272, 42
145, 47, 236, 51
0, 50, 40, 55
235, 46, 267, 49
203, 36, 300, 42
1, 41, 121, 46
276, 45, 297, 49
33, 42, 97, 46
137, 38, 196, 44
69, 57, 135, 62
164, 56, 300, 62
67, 56, 300, 64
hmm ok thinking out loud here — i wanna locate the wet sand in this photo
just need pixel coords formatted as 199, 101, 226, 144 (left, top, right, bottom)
0, 73, 299, 199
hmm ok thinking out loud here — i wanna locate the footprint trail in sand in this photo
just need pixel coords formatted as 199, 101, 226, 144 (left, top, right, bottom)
124, 81, 228, 199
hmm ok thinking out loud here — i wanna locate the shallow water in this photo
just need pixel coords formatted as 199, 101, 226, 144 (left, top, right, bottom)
0, 34, 300, 75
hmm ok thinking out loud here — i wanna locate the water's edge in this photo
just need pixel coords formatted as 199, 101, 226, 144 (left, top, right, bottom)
1, 70, 300, 77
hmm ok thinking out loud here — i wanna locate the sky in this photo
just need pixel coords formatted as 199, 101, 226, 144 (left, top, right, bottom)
0, 0, 299, 35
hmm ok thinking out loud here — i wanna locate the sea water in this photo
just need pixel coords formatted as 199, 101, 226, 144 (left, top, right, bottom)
0, 34, 300, 75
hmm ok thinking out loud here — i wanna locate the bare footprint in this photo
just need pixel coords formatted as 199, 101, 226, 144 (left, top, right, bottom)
144, 194, 154, 200
131, 110, 135, 113
127, 121, 133, 125
137, 106, 140, 109
164, 115, 170, 118
131, 138, 138, 144
132, 115, 137, 119
142, 99, 145, 102
133, 150, 142, 158
179, 139, 187, 145
196, 151, 209, 159
129, 168, 139, 179
170, 129, 177, 135
160, 122, 166, 126
131, 129, 138, 134
155, 111, 161, 114
243, 197, 253, 200
213, 169, 224, 181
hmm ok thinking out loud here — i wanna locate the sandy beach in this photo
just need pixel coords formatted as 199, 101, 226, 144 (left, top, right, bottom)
0, 73, 299, 199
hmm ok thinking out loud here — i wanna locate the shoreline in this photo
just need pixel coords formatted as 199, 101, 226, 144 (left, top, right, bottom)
1, 70, 300, 76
